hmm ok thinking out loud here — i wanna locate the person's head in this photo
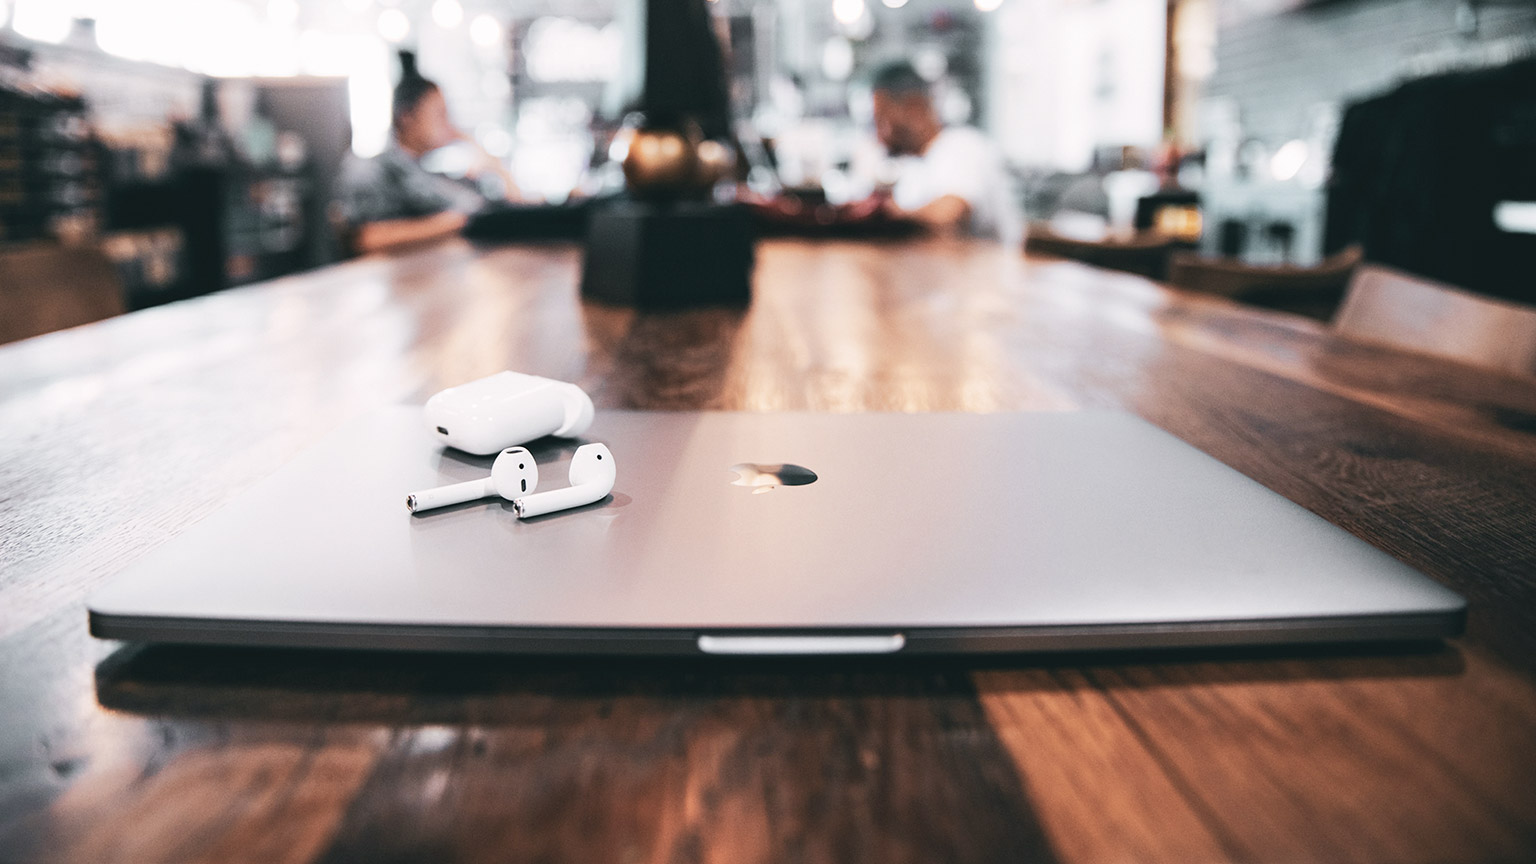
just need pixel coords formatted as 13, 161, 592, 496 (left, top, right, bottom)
392, 51, 456, 156
870, 61, 940, 157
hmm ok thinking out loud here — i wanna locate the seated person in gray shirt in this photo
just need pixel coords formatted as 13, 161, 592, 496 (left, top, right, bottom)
337, 51, 516, 254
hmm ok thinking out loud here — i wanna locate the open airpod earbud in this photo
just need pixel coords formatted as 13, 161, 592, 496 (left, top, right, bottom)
512, 443, 616, 519
406, 447, 538, 514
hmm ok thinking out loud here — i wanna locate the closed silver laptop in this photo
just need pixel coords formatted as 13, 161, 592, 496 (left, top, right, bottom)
88, 409, 1465, 655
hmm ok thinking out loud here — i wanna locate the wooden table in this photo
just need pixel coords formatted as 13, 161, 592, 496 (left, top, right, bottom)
3, 238, 1535, 863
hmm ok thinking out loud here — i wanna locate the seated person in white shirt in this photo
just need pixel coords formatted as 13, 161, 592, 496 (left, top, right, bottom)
864, 62, 1014, 240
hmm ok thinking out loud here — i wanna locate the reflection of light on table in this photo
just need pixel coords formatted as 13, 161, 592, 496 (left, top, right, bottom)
1494, 201, 1536, 235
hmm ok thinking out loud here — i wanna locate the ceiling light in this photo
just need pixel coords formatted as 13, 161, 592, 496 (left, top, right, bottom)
377, 8, 410, 43
832, 0, 865, 26
822, 37, 854, 81
469, 13, 501, 48
1270, 139, 1309, 182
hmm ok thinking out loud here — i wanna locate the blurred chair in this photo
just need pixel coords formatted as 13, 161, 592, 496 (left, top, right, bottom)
0, 243, 124, 345
1025, 224, 1177, 280
1333, 264, 1536, 377
1217, 219, 1248, 258
1166, 245, 1362, 321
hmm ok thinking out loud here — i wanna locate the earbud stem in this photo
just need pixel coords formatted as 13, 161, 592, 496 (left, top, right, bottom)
406, 478, 492, 513
512, 483, 608, 519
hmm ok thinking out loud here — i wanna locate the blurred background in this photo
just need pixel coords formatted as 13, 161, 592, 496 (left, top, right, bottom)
1, 0, 1533, 343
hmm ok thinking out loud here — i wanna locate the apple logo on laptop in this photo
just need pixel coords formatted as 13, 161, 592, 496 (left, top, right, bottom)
729, 463, 818, 494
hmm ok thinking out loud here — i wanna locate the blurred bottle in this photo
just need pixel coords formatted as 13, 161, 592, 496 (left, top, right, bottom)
173, 79, 235, 169
171, 79, 234, 295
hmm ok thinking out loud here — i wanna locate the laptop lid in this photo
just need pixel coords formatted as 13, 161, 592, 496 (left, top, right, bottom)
88, 408, 1465, 655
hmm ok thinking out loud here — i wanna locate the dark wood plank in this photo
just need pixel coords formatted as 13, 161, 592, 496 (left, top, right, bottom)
980, 645, 1536, 864
2, 238, 1536, 863
977, 665, 1233, 863
7, 636, 1056, 864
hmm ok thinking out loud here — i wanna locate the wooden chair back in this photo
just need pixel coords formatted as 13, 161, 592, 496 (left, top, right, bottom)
1334, 264, 1536, 376
0, 243, 124, 345
1167, 246, 1361, 320
1025, 225, 1175, 280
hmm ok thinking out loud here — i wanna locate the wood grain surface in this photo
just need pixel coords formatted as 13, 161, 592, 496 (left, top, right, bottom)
2, 237, 1535, 863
